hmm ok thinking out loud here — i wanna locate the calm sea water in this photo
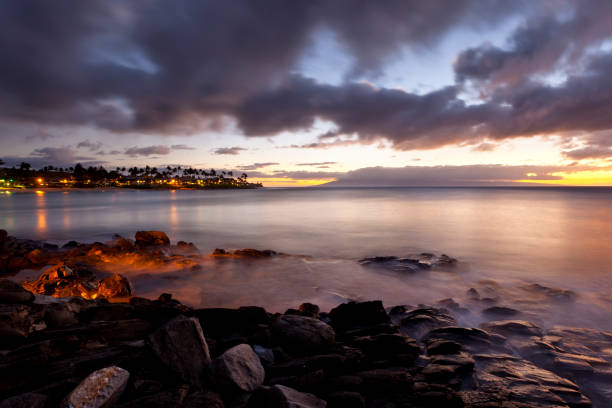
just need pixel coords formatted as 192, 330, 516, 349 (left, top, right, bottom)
2, 187, 612, 328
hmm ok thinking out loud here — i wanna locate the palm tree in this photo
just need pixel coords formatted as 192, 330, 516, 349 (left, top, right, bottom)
19, 162, 31, 171
0, 158, 4, 166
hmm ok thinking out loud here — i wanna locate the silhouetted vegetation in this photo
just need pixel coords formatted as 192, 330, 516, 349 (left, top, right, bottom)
0, 160, 261, 189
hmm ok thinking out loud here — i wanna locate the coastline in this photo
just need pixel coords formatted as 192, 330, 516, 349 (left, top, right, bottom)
1, 230, 611, 407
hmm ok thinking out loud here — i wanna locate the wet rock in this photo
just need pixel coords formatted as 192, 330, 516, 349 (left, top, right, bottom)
192, 306, 270, 340
232, 248, 277, 257
466, 288, 480, 300
334, 368, 414, 394
358, 253, 457, 273
134, 231, 170, 247
426, 339, 462, 355
396, 307, 456, 340
148, 315, 211, 386
44, 302, 79, 328
470, 353, 591, 408
0, 280, 34, 304
22, 264, 99, 299
328, 301, 389, 332
97, 274, 134, 299
212, 248, 227, 255
63, 366, 129, 408
482, 306, 520, 318
412, 383, 463, 407
253, 344, 275, 365
270, 315, 335, 353
523, 283, 577, 302
267, 353, 347, 378
326, 392, 364, 408
62, 240, 79, 248
111, 238, 134, 251
213, 344, 265, 392
249, 384, 326, 408
423, 327, 508, 353
0, 392, 47, 408
481, 320, 543, 337
0, 303, 38, 348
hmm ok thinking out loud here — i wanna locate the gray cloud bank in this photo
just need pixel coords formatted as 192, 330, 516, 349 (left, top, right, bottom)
1, 1, 611, 160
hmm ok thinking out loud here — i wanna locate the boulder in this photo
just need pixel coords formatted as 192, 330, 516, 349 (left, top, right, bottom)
0, 393, 47, 408
482, 306, 520, 318
0, 280, 34, 304
328, 301, 389, 332
270, 315, 335, 353
326, 392, 365, 408
213, 344, 265, 392
97, 274, 134, 299
350, 333, 420, 361
63, 366, 129, 408
148, 315, 211, 386
134, 231, 170, 247
248, 385, 326, 408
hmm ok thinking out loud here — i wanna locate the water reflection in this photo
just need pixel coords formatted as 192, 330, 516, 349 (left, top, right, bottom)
35, 192, 47, 233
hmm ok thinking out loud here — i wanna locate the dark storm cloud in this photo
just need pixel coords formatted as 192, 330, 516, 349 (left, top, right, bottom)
213, 147, 247, 155
2, 0, 612, 159
0, 0, 527, 133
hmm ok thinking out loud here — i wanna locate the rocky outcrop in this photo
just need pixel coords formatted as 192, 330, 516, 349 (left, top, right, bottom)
212, 344, 265, 392
148, 315, 211, 387
270, 315, 335, 353
0, 280, 34, 304
359, 253, 457, 273
249, 385, 326, 408
134, 231, 170, 247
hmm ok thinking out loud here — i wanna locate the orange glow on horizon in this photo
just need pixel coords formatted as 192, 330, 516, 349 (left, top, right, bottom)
517, 170, 612, 186
250, 177, 336, 187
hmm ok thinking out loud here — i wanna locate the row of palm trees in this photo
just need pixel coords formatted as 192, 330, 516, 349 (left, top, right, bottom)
0, 160, 255, 188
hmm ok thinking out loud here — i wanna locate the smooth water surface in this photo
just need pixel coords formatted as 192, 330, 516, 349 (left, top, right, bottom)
2, 187, 612, 328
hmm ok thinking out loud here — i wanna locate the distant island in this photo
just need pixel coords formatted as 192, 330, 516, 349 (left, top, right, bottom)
0, 159, 262, 190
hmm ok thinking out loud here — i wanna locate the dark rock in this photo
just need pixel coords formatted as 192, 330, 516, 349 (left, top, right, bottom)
253, 344, 275, 365
423, 327, 508, 354
466, 288, 480, 300
134, 231, 170, 247
350, 333, 420, 361
299, 303, 320, 318
481, 320, 543, 337
62, 240, 79, 248
0, 229, 7, 244
523, 283, 577, 302
115, 385, 189, 408
0, 280, 34, 304
0, 393, 47, 408
97, 274, 134, 299
397, 307, 456, 340
148, 315, 211, 386
482, 306, 520, 317
212, 248, 227, 255
329, 301, 389, 332
413, 383, 463, 407
248, 385, 326, 408
426, 339, 462, 355
270, 315, 335, 353
44, 303, 78, 328
183, 391, 224, 408
212, 344, 265, 392
176, 241, 198, 253
267, 353, 347, 378
327, 392, 365, 408
111, 238, 134, 251
192, 306, 269, 340
232, 248, 277, 257
359, 253, 457, 273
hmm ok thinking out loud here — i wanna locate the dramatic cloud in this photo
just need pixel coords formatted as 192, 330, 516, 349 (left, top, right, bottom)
213, 147, 247, 155
124, 145, 171, 157
2, 147, 104, 168
2, 0, 612, 162
238, 162, 279, 171
0, 0, 529, 134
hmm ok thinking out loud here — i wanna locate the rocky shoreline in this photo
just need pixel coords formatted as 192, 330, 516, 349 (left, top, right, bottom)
1, 231, 611, 407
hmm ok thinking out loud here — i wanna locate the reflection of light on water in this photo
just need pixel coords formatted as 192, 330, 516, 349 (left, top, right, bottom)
170, 204, 178, 228
35, 190, 47, 233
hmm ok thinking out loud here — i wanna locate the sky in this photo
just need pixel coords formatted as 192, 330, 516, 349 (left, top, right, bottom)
1, 0, 612, 186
